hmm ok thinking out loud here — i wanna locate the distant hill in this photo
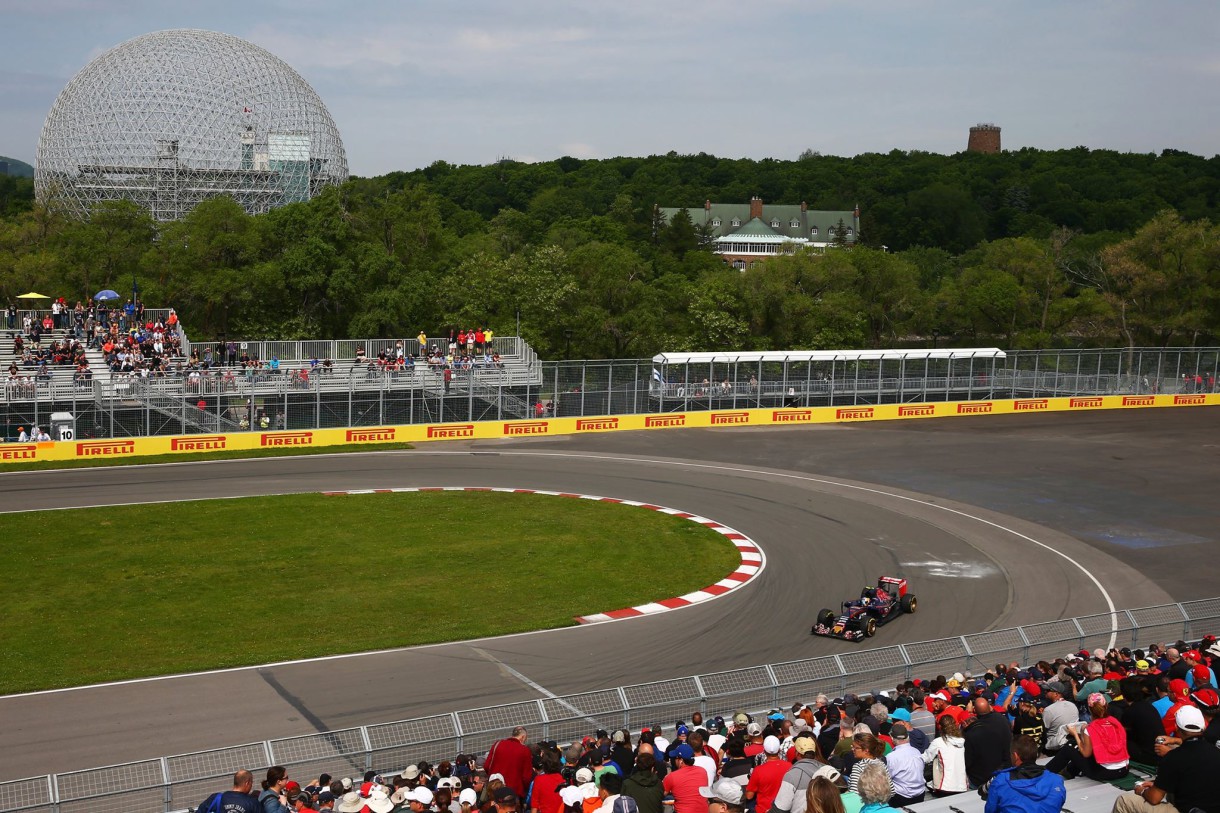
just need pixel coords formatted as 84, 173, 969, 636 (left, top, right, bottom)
0, 156, 34, 177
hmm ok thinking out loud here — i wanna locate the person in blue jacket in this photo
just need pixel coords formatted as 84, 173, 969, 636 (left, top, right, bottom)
979, 735, 1065, 813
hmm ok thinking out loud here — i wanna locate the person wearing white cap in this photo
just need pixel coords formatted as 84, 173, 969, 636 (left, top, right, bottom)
1114, 705, 1220, 813
744, 736, 787, 813
699, 779, 744, 813
407, 787, 435, 813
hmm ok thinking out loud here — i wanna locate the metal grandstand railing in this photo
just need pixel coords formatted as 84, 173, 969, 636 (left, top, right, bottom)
3, 597, 1217, 813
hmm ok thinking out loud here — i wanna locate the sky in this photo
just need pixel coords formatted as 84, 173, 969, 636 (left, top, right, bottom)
2, 0, 1218, 177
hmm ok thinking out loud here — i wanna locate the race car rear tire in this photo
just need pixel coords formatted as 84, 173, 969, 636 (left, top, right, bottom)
864, 617, 877, 637
901, 594, 917, 614
817, 609, 835, 627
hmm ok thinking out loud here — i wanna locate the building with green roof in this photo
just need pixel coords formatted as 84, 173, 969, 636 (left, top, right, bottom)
658, 196, 858, 268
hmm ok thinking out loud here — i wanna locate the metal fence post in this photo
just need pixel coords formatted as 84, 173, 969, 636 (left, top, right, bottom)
896, 645, 915, 681
691, 675, 708, 720
832, 654, 848, 695
536, 699, 550, 741
49, 773, 60, 813
360, 726, 374, 774
1015, 625, 1032, 666
160, 756, 171, 813
1070, 617, 1087, 652
451, 712, 464, 757
617, 687, 631, 730
763, 664, 781, 709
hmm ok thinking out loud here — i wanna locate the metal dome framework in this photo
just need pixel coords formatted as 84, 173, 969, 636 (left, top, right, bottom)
36, 29, 348, 221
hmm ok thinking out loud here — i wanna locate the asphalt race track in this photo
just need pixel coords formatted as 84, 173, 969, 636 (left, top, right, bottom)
0, 407, 1214, 781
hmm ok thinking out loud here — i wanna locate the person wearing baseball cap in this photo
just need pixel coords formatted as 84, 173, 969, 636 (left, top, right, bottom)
699, 779, 744, 813
1120, 705, 1220, 812
768, 735, 827, 813
744, 736, 786, 813
660, 744, 703, 813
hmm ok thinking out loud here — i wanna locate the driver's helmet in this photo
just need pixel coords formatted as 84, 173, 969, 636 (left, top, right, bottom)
860, 597, 871, 606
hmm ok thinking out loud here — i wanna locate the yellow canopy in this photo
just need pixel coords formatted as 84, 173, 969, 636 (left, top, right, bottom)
16, 292, 50, 299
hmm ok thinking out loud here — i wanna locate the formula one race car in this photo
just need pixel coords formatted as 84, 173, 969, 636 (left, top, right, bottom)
811, 576, 917, 641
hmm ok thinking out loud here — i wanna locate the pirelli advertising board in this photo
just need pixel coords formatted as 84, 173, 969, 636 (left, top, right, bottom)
2, 393, 1217, 464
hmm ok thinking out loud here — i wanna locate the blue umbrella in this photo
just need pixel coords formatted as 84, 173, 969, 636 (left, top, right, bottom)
94, 290, 120, 301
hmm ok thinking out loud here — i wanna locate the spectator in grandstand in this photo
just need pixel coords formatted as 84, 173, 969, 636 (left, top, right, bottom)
922, 715, 967, 797
698, 778, 743, 813
485, 727, 533, 798
259, 767, 294, 813
1114, 705, 1220, 813
1044, 693, 1129, 781
661, 744, 706, 813
1011, 693, 1045, 750
1161, 679, 1194, 736
882, 724, 923, 806
845, 732, 886, 797
977, 735, 1064, 813
1039, 681, 1079, 754
197, 770, 259, 813
853, 762, 899, 813
744, 736, 787, 813
800, 775, 845, 813
595, 773, 627, 813
771, 733, 829, 813
621, 753, 662, 813
963, 697, 1011, 789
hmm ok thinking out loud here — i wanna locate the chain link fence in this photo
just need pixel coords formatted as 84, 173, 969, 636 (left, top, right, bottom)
4, 598, 1217, 813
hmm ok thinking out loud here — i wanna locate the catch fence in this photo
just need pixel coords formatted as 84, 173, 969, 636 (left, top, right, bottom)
4, 597, 1217, 813
3, 346, 1218, 440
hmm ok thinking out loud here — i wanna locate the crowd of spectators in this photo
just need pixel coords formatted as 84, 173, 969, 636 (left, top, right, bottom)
195, 635, 1220, 813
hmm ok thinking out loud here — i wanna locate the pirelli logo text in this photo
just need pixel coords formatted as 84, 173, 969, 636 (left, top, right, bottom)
957, 402, 994, 414
77, 440, 136, 457
898, 405, 936, 417
346, 428, 396, 442
711, 411, 750, 425
1174, 394, 1206, 406
1070, 397, 1104, 409
645, 415, 687, 428
503, 421, 549, 436
426, 424, 475, 439
771, 410, 812, 423
260, 432, 313, 447
0, 444, 37, 461
576, 418, 619, 431
835, 407, 874, 420
1014, 399, 1049, 411
171, 436, 227, 452
1122, 395, 1156, 407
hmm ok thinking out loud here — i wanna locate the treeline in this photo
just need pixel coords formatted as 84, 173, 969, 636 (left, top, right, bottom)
1, 148, 1218, 357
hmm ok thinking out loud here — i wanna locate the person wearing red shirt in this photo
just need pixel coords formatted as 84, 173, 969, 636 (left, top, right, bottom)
528, 751, 565, 813
485, 726, 534, 798
745, 737, 788, 813
661, 745, 707, 813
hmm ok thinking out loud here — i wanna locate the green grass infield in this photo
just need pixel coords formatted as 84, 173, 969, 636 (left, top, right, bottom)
0, 491, 740, 694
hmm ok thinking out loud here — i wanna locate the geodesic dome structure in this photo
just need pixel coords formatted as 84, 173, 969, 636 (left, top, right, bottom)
36, 29, 348, 221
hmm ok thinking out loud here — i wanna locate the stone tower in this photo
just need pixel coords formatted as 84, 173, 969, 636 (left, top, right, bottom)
968, 123, 1001, 153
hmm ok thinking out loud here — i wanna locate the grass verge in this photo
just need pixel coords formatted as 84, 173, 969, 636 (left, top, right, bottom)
0, 491, 739, 693
0, 442, 415, 472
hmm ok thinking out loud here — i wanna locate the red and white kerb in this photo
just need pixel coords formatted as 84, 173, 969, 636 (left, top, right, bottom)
322, 486, 765, 625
